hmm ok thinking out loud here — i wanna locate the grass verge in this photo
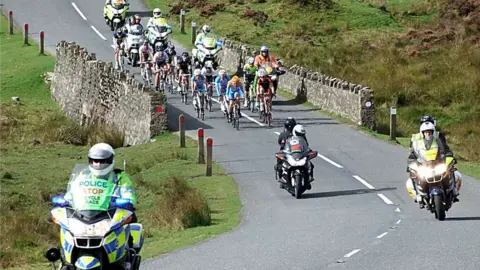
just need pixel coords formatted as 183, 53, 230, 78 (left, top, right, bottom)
0, 15, 241, 269
144, 0, 480, 165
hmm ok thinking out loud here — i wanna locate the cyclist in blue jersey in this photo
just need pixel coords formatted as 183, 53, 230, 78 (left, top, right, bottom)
215, 70, 231, 113
191, 68, 208, 109
226, 76, 245, 122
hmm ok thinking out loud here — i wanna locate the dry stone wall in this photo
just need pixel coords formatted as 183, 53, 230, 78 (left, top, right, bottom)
51, 41, 167, 146
219, 40, 376, 129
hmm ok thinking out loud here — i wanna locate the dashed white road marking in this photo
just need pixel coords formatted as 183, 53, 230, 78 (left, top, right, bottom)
71, 2, 87, 20
395, 207, 401, 212
376, 232, 388, 239
317, 153, 343, 168
377, 193, 394, 205
274, 131, 280, 135
111, 45, 116, 49
90, 25, 107, 40
211, 97, 265, 126
344, 249, 361, 258
396, 219, 402, 225
352, 175, 375, 190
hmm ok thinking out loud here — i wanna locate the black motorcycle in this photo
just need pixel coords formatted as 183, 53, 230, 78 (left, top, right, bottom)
275, 149, 318, 199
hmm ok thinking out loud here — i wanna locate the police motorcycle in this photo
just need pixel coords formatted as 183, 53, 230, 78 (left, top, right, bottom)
192, 34, 223, 69
146, 24, 172, 51
275, 137, 318, 199
45, 164, 144, 270
104, 1, 130, 31
406, 149, 458, 221
124, 23, 146, 67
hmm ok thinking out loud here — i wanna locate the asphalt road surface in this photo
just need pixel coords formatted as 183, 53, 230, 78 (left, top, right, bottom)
3, 1, 480, 269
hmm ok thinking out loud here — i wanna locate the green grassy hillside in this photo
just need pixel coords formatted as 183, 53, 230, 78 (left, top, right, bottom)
147, 0, 480, 164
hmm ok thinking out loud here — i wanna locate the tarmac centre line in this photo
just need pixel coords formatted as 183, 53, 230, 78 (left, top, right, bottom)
70, 2, 108, 41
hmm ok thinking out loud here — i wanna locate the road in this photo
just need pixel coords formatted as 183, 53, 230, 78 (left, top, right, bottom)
3, 1, 480, 269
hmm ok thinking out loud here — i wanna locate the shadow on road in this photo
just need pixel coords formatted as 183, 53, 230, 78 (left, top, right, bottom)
445, 216, 480, 221
302, 187, 397, 199
167, 102, 214, 132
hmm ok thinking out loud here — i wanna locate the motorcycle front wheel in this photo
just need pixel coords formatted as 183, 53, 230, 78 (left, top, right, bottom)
295, 175, 302, 199
433, 195, 446, 221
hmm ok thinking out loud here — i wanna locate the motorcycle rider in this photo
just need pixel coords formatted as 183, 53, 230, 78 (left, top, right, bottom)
226, 76, 245, 122
62, 143, 138, 252
113, 28, 127, 69
104, 0, 128, 23
280, 125, 314, 190
407, 121, 461, 208
126, 14, 144, 32
410, 115, 451, 151
274, 117, 297, 180
65, 143, 137, 218
215, 70, 231, 114
254, 46, 280, 94
194, 25, 211, 50
139, 40, 154, 79
176, 52, 192, 89
147, 8, 168, 28
243, 57, 258, 108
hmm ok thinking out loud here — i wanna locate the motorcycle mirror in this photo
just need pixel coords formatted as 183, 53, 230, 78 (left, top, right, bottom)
45, 247, 61, 262
309, 151, 318, 158
275, 153, 285, 160
124, 2, 130, 6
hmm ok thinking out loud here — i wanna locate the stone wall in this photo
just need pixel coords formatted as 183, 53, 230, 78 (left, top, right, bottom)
51, 41, 167, 146
219, 40, 376, 129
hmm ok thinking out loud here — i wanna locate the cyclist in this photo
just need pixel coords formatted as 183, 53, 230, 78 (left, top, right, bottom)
153, 49, 169, 91
113, 28, 127, 70
215, 70, 231, 114
226, 76, 245, 122
191, 68, 208, 110
139, 40, 154, 79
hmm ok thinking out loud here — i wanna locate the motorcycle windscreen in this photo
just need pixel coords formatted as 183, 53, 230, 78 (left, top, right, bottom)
65, 164, 116, 212
129, 25, 143, 36
203, 37, 217, 50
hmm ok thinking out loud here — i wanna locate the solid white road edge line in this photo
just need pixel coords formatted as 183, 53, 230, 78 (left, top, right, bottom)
352, 175, 375, 190
376, 232, 388, 239
71, 3, 87, 21
344, 249, 361, 258
377, 193, 394, 205
90, 25, 107, 41
211, 97, 265, 126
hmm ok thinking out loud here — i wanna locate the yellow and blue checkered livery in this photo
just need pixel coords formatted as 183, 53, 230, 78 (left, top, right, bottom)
75, 256, 101, 269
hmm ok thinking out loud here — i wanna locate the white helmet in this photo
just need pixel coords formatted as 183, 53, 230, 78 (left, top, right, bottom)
257, 69, 266, 77
219, 69, 226, 76
202, 25, 211, 33
153, 8, 161, 18
293, 124, 306, 137
260, 45, 269, 52
205, 61, 213, 69
420, 122, 435, 140
248, 57, 255, 65
88, 143, 115, 177
194, 68, 201, 76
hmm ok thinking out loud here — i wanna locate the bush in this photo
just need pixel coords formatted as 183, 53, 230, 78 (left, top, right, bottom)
150, 177, 211, 230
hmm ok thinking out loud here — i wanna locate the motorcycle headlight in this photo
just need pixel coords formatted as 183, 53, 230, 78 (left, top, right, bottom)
418, 165, 438, 179
68, 218, 111, 237
286, 156, 307, 167
434, 164, 447, 174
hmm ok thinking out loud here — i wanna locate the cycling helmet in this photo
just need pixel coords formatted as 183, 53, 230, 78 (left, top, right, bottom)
248, 57, 255, 65
194, 68, 201, 76
154, 43, 163, 52
153, 8, 161, 18
88, 143, 115, 177
258, 69, 266, 77
182, 51, 189, 57
284, 117, 297, 132
202, 25, 211, 33
292, 125, 306, 137
420, 122, 435, 140
143, 40, 149, 45
116, 28, 123, 35
219, 69, 226, 76
205, 61, 213, 68
260, 45, 269, 53
420, 115, 436, 126
232, 76, 240, 83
